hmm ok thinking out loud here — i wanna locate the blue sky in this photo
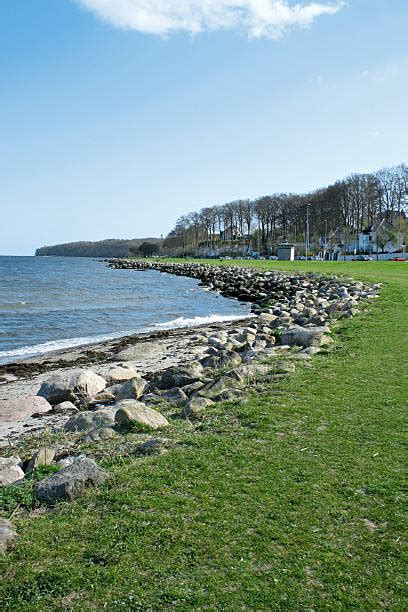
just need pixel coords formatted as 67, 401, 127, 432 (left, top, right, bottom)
1, 0, 407, 255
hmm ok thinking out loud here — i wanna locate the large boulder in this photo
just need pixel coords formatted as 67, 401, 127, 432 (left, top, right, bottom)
197, 376, 243, 401
281, 326, 332, 348
96, 364, 139, 385
37, 369, 106, 405
64, 407, 116, 433
0, 457, 24, 486
114, 400, 169, 430
0, 396, 52, 422
151, 363, 204, 390
115, 376, 148, 401
0, 519, 17, 554
34, 458, 109, 505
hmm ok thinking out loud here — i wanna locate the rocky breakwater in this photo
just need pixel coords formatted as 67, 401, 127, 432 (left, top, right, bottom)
107, 259, 380, 317
0, 261, 381, 554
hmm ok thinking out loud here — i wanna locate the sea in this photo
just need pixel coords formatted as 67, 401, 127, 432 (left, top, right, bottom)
0, 256, 250, 365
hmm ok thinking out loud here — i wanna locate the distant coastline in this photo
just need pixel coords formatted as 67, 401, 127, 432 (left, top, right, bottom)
35, 237, 162, 258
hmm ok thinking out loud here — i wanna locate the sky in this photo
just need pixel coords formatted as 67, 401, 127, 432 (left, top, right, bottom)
0, 0, 407, 255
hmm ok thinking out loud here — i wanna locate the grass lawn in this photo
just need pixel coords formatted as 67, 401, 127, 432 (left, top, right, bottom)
0, 261, 407, 610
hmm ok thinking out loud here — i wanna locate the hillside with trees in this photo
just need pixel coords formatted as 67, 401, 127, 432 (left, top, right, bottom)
35, 238, 162, 258
163, 164, 407, 256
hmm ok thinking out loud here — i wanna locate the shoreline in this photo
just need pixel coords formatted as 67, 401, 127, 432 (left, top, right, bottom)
0, 260, 380, 447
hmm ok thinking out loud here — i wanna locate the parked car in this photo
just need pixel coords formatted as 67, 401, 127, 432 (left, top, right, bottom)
389, 257, 407, 262
352, 255, 372, 261
295, 255, 306, 260
268, 255, 278, 260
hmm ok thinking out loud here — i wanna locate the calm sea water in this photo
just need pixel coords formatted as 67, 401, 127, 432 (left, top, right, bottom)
0, 256, 249, 365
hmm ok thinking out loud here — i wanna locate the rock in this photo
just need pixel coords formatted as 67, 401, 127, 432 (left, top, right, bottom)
181, 381, 205, 396
135, 438, 172, 456
34, 458, 109, 505
217, 388, 244, 402
0, 519, 17, 554
181, 397, 214, 418
0, 457, 24, 486
257, 312, 278, 325
197, 375, 244, 401
114, 400, 169, 430
82, 427, 118, 443
111, 342, 163, 362
88, 391, 116, 406
37, 369, 106, 405
228, 363, 271, 384
53, 401, 78, 415
151, 363, 204, 390
201, 351, 242, 370
160, 387, 188, 403
96, 364, 139, 384
115, 376, 149, 401
26, 448, 56, 473
300, 346, 321, 356
57, 454, 87, 469
271, 361, 296, 374
142, 393, 163, 404
64, 408, 116, 433
105, 383, 123, 397
0, 396, 52, 422
281, 326, 332, 348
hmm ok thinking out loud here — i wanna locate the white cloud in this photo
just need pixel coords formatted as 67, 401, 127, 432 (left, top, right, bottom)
74, 0, 344, 38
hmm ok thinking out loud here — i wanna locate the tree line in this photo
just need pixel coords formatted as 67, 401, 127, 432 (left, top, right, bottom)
163, 164, 408, 255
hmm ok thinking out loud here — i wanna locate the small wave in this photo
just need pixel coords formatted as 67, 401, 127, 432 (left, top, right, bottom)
0, 331, 134, 362
0, 314, 253, 363
151, 313, 254, 330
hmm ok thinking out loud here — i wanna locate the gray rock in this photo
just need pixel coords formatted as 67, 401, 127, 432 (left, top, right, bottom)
111, 342, 163, 362
135, 438, 172, 456
34, 458, 109, 505
271, 361, 296, 374
64, 408, 116, 433
115, 376, 149, 401
201, 350, 242, 370
57, 454, 87, 468
82, 427, 118, 443
0, 519, 17, 554
151, 363, 204, 390
114, 400, 170, 430
281, 326, 332, 348
197, 375, 244, 401
181, 397, 214, 419
96, 364, 139, 384
142, 393, 163, 404
228, 363, 271, 383
160, 387, 188, 403
300, 346, 321, 356
0, 396, 52, 422
257, 312, 278, 325
26, 448, 56, 473
217, 388, 244, 402
0, 457, 24, 486
37, 369, 106, 405
53, 401, 78, 415
88, 391, 116, 406
181, 381, 205, 396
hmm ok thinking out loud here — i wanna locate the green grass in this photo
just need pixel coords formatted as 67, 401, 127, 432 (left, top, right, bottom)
0, 261, 407, 610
